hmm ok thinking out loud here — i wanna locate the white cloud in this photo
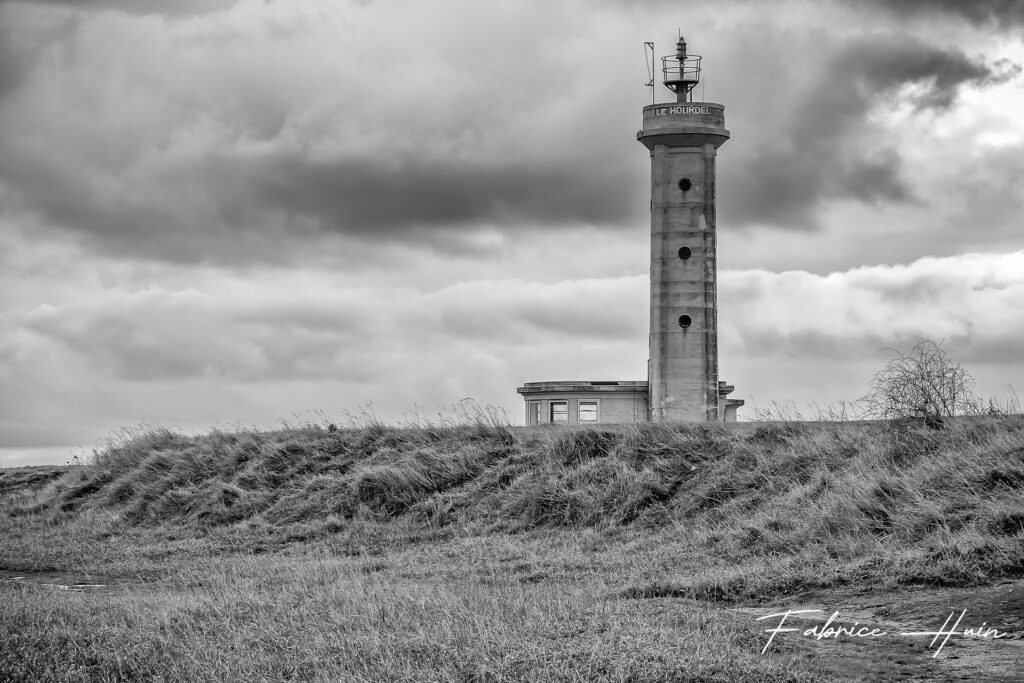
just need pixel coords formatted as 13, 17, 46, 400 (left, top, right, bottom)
4, 246, 1024, 465
1, 0, 1023, 465
720, 251, 1024, 407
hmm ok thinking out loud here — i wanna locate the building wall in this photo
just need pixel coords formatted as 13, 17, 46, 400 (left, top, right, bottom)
523, 392, 649, 426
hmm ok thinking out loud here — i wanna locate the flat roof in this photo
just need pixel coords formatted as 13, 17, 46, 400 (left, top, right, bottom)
517, 380, 648, 395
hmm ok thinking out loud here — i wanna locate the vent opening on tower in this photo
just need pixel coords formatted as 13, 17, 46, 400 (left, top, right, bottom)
678, 314, 692, 328
678, 178, 692, 191
678, 246, 691, 260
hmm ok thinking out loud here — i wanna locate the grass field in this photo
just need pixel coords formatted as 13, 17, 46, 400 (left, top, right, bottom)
2, 417, 1023, 681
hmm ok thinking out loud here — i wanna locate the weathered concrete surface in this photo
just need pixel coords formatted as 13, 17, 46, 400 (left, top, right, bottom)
640, 104, 729, 423
516, 381, 649, 425
718, 381, 744, 422
514, 99, 740, 425
637, 103, 729, 151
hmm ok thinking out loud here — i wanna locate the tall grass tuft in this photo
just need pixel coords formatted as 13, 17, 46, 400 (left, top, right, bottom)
4, 414, 1024, 596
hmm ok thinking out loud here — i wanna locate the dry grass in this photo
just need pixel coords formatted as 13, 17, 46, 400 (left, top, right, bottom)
2, 416, 1023, 680
1, 548, 813, 682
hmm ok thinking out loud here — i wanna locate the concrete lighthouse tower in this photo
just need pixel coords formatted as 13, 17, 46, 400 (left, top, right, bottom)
515, 35, 741, 426
638, 36, 736, 423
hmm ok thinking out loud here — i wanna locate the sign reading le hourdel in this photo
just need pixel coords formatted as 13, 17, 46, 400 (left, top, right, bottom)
651, 105, 711, 116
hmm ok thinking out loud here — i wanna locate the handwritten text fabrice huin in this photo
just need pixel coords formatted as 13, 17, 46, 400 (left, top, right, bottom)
757, 609, 1008, 658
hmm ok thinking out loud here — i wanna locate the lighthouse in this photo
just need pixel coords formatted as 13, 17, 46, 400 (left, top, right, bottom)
516, 35, 742, 425
638, 36, 736, 423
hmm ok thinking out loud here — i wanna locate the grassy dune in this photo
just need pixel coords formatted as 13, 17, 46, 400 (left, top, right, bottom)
2, 417, 1023, 680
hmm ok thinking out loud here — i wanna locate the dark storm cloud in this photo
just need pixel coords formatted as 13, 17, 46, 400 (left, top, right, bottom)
846, 39, 1004, 110
0, 0, 644, 263
246, 155, 634, 235
0, 142, 636, 262
724, 34, 1004, 229
0, 142, 213, 263
0, 28, 21, 101
0, 4, 80, 101
1, 0, 1018, 263
858, 0, 1024, 28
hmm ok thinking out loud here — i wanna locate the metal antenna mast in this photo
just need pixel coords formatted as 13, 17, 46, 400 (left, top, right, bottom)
643, 42, 656, 104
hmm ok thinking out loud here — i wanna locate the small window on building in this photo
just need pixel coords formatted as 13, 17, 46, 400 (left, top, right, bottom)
678, 246, 692, 260
550, 401, 568, 423
528, 401, 540, 426
678, 314, 692, 328
578, 401, 598, 423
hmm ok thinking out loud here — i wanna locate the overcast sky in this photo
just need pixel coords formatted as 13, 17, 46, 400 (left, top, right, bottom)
2, 0, 1023, 466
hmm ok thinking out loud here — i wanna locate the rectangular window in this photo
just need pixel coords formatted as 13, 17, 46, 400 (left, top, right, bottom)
528, 401, 540, 426
549, 401, 568, 423
578, 401, 598, 423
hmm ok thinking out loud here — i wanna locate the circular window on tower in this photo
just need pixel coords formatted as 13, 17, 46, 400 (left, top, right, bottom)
678, 314, 692, 328
678, 178, 692, 191
678, 246, 692, 260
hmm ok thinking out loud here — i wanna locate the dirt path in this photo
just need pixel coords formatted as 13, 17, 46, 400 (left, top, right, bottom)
737, 580, 1024, 681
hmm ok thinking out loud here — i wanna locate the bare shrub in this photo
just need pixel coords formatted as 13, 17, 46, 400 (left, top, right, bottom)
861, 339, 977, 427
